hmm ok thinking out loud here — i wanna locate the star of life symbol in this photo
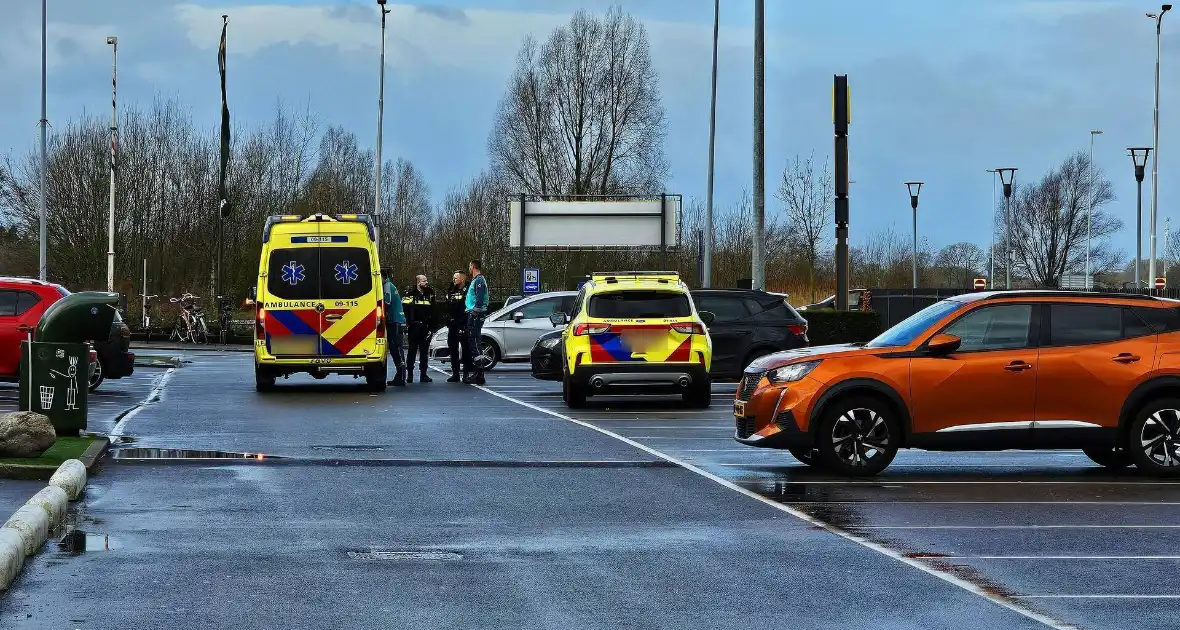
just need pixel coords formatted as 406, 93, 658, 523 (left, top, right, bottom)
335, 261, 358, 285
282, 261, 306, 286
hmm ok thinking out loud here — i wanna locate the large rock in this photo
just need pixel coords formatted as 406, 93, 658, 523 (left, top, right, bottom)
0, 412, 57, 458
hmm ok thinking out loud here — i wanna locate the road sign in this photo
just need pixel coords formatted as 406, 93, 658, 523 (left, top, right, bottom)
973, 278, 986, 290
523, 268, 541, 294
1155, 277, 1167, 290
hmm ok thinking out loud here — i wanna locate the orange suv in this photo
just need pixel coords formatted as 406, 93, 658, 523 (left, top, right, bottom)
734, 291, 1180, 476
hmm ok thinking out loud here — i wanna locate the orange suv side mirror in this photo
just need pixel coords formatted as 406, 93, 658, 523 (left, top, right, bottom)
926, 333, 962, 356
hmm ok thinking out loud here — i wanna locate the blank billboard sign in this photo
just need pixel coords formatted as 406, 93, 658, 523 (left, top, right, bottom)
508, 198, 680, 248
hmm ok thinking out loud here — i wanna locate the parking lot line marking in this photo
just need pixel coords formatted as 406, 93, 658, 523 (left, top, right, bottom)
687, 478, 1180, 485
860, 525, 1180, 529
626, 436, 736, 440
109, 367, 175, 438
1017, 595, 1180, 599
786, 501, 1180, 506
474, 385, 1078, 630
944, 556, 1180, 560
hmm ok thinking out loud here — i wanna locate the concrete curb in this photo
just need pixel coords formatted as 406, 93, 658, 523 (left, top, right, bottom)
0, 459, 88, 590
49, 459, 87, 500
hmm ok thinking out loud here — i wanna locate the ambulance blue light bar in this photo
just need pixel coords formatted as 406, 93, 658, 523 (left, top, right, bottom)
262, 213, 376, 242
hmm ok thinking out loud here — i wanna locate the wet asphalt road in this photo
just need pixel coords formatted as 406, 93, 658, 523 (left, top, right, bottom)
2, 352, 1178, 628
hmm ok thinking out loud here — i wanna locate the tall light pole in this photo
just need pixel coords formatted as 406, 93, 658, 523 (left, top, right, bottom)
1086, 129, 1102, 291
996, 168, 1018, 289
38, 0, 47, 281
987, 169, 997, 288
702, 0, 719, 288
751, 0, 765, 291
374, 0, 391, 224
1148, 5, 1171, 287
106, 36, 118, 292
905, 182, 923, 289
1130, 147, 1152, 288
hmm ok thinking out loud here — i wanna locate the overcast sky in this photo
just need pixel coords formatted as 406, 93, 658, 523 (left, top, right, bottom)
2, 0, 1177, 256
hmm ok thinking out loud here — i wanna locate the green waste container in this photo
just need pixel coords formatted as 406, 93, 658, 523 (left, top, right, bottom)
17, 291, 119, 435
19, 341, 89, 435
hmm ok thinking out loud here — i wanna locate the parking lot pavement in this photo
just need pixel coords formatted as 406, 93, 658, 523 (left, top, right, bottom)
478, 363, 1180, 630
0, 358, 170, 436
6, 355, 1060, 630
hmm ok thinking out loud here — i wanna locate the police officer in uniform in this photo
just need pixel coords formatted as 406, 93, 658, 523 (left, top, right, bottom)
402, 274, 436, 383
442, 271, 470, 382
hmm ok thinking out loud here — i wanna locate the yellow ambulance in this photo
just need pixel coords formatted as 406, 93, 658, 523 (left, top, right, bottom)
253, 214, 387, 391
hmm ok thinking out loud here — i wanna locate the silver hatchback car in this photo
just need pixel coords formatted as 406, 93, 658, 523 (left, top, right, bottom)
430, 291, 577, 370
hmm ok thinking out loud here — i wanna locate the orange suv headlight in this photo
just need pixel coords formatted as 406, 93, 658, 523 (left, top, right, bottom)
767, 360, 821, 383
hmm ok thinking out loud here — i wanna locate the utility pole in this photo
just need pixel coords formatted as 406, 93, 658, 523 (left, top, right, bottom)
751, 0, 765, 291
106, 36, 118, 292
987, 169, 997, 289
833, 75, 850, 310
1086, 129, 1102, 290
702, 0, 719, 288
375, 0, 391, 226
1148, 5, 1171, 287
38, 0, 48, 281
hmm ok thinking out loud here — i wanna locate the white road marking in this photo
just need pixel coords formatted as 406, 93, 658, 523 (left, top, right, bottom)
626, 436, 736, 440
785, 501, 1180, 506
472, 384, 1079, 630
1018, 595, 1180, 599
859, 525, 1180, 529
944, 555, 1180, 560
109, 367, 175, 438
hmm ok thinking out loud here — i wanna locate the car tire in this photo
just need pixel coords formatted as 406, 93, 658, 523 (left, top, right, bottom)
787, 446, 823, 468
365, 362, 388, 392
88, 356, 105, 392
1126, 398, 1180, 477
562, 373, 586, 409
1082, 445, 1131, 470
474, 338, 500, 372
255, 366, 276, 392
683, 376, 712, 408
815, 395, 900, 477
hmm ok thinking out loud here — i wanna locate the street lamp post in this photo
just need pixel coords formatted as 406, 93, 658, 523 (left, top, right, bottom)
987, 169, 998, 289
38, 0, 48, 281
106, 36, 118, 293
1130, 147, 1153, 289
374, 0, 391, 224
751, 0, 766, 291
1087, 129, 1103, 291
996, 168, 1018, 289
905, 182, 923, 289
702, 0, 718, 288
1148, 4, 1171, 288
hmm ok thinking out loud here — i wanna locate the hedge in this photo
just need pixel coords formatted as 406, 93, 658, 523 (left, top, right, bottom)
802, 310, 883, 346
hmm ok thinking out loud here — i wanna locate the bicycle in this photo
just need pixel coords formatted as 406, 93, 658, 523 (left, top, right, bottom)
142, 294, 158, 342
168, 293, 209, 344
216, 295, 235, 344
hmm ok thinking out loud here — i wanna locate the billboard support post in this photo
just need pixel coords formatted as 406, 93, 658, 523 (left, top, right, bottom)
518, 192, 526, 290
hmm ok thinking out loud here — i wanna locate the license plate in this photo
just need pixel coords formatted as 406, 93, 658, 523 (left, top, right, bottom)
733, 401, 746, 417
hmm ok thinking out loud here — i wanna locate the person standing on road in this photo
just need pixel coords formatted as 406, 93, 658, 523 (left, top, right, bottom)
402, 274, 436, 383
442, 270, 470, 383
381, 268, 407, 387
463, 259, 489, 385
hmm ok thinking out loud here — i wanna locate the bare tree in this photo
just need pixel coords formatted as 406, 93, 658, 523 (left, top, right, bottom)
995, 151, 1122, 288
488, 6, 668, 196
934, 242, 986, 289
776, 154, 833, 302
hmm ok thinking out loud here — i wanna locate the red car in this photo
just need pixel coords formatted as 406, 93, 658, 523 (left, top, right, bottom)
0, 277, 133, 391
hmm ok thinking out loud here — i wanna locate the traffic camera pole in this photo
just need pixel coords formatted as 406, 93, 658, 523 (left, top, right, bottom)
833, 75, 850, 310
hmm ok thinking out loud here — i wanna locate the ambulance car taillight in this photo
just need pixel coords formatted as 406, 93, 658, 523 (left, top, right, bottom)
375, 303, 386, 339
573, 323, 611, 336
256, 309, 266, 340
670, 322, 705, 335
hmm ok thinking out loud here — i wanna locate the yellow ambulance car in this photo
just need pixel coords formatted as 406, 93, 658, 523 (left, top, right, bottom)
253, 214, 387, 391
